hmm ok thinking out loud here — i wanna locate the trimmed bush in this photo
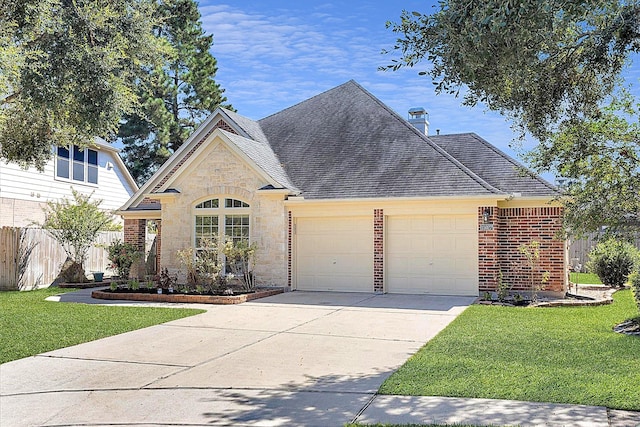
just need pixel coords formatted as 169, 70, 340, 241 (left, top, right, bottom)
630, 270, 640, 310
587, 239, 639, 287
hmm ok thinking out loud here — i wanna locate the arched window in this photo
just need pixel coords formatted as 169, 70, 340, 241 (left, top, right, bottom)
194, 197, 250, 255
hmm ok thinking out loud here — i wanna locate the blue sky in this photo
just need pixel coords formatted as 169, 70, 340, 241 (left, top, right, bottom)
198, 0, 639, 168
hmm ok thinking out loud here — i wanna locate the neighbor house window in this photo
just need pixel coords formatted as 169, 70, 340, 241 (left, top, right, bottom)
194, 198, 251, 269
56, 145, 98, 184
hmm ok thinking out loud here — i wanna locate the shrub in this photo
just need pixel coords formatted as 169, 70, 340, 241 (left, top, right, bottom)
629, 270, 640, 310
587, 239, 639, 287
223, 239, 257, 290
107, 239, 142, 280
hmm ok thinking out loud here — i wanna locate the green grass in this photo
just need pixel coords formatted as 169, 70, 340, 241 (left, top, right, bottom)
380, 290, 640, 411
569, 272, 602, 284
0, 288, 204, 364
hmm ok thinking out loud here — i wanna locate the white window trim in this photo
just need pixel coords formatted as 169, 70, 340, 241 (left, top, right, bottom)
193, 196, 252, 250
54, 145, 99, 187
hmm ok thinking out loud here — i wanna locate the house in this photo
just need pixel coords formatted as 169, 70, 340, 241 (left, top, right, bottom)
118, 80, 567, 296
0, 138, 138, 227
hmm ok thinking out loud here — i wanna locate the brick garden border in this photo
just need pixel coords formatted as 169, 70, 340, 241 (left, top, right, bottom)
92, 287, 284, 305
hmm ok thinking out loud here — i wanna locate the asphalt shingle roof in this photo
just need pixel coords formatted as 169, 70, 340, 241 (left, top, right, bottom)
429, 133, 557, 197
221, 129, 299, 192
258, 80, 502, 199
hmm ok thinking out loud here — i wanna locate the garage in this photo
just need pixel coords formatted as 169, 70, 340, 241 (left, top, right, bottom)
295, 216, 373, 291
386, 215, 478, 295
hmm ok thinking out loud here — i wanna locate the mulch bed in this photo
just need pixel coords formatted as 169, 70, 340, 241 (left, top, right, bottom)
91, 287, 284, 304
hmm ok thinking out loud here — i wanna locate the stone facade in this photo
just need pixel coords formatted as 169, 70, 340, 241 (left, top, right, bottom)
478, 206, 566, 296
156, 141, 287, 286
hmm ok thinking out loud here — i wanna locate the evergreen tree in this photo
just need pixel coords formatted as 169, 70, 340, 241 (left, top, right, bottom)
119, 0, 230, 185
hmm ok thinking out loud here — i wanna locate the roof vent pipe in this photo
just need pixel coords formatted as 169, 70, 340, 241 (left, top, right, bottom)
408, 107, 429, 135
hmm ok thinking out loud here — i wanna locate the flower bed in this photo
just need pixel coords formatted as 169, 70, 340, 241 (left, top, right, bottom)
91, 287, 284, 304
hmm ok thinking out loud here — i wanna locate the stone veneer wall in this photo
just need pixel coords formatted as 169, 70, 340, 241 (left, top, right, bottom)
478, 206, 566, 295
157, 142, 287, 286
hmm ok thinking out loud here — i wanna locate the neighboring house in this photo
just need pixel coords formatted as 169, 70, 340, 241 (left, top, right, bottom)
0, 138, 138, 227
119, 80, 567, 296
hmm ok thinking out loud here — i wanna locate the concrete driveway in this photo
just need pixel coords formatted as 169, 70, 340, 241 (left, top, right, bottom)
0, 291, 474, 426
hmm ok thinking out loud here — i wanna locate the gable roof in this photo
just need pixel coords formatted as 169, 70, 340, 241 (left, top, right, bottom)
429, 133, 557, 197
258, 80, 502, 199
121, 80, 557, 212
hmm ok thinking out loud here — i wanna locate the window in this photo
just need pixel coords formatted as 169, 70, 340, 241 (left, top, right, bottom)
194, 198, 251, 267
56, 145, 98, 184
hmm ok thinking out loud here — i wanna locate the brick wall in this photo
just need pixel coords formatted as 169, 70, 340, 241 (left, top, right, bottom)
478, 207, 499, 293
479, 206, 566, 295
373, 209, 384, 293
124, 218, 146, 278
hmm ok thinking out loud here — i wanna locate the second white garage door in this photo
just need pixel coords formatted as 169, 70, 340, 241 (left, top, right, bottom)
295, 216, 373, 292
386, 215, 478, 295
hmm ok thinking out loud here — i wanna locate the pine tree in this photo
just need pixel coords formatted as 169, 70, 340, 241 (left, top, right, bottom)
119, 0, 230, 185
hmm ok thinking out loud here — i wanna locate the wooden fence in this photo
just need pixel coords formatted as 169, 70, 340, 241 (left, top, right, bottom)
0, 227, 123, 290
568, 234, 640, 272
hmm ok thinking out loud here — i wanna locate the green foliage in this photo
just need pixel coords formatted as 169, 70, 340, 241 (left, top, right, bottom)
496, 271, 509, 302
176, 237, 221, 289
380, 290, 640, 410
383, 2, 640, 236
527, 95, 640, 235
628, 270, 640, 310
33, 189, 120, 268
223, 239, 258, 290
518, 241, 550, 301
0, 0, 164, 169
383, 1, 638, 142
587, 238, 639, 287
107, 240, 142, 280
119, 0, 231, 184
0, 288, 203, 364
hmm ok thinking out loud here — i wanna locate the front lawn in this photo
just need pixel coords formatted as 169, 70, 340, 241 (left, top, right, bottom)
0, 288, 204, 364
380, 290, 640, 410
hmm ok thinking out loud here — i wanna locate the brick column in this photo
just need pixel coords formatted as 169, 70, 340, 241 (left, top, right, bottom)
155, 220, 162, 275
478, 206, 499, 292
373, 209, 384, 293
124, 218, 146, 279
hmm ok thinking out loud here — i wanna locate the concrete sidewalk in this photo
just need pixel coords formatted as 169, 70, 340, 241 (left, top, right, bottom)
1, 289, 638, 426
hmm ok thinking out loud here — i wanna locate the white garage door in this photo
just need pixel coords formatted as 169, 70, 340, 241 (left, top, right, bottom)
295, 217, 373, 292
387, 215, 477, 295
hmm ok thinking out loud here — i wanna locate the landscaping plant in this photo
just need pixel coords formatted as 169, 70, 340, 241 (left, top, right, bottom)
177, 237, 221, 291
587, 238, 639, 287
32, 189, 121, 283
518, 240, 549, 302
629, 270, 640, 310
107, 239, 142, 280
223, 239, 257, 290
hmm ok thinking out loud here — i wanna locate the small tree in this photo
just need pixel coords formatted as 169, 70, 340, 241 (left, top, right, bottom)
518, 241, 550, 302
223, 240, 257, 291
587, 238, 639, 287
33, 189, 120, 282
107, 240, 142, 280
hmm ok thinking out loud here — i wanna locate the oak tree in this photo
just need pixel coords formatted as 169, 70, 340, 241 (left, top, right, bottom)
0, 0, 163, 170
